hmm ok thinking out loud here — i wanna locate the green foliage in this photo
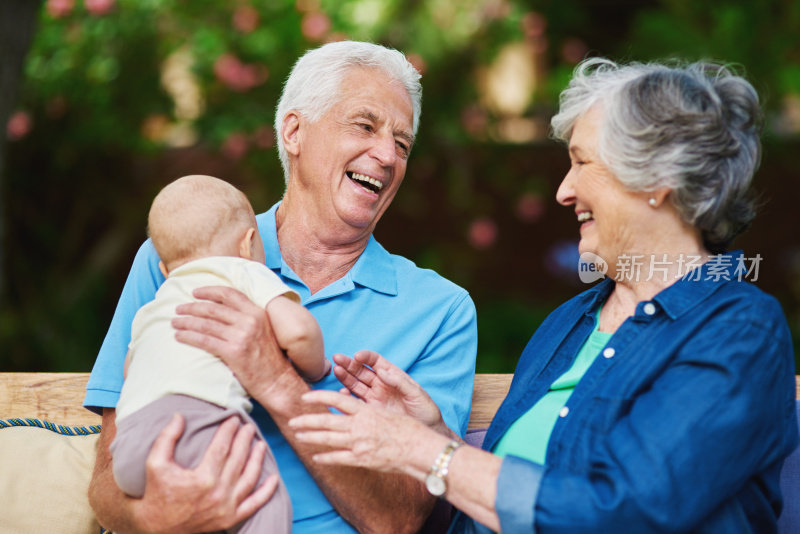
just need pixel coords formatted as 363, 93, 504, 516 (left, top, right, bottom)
2, 0, 800, 372
625, 1, 800, 102
476, 298, 554, 373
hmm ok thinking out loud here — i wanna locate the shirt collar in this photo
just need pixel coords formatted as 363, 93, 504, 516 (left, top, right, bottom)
259, 202, 397, 296
581, 277, 615, 315
653, 250, 744, 320
581, 251, 746, 321
261, 203, 283, 270
349, 235, 398, 296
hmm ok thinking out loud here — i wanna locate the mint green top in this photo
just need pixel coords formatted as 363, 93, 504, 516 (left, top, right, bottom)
493, 309, 612, 464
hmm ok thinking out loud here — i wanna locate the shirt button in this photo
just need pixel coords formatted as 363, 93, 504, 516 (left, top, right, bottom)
559, 406, 569, 418
603, 347, 615, 359
643, 302, 656, 315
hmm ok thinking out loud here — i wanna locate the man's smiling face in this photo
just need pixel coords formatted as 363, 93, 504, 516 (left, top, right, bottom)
291, 66, 415, 238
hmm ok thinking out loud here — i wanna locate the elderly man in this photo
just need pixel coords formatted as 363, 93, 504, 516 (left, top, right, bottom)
84, 41, 477, 533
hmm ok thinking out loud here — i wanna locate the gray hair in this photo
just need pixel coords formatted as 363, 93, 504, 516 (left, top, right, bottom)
274, 41, 422, 184
551, 58, 762, 253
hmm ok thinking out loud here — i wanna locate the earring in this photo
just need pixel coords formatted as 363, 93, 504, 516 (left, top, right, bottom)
648, 197, 657, 207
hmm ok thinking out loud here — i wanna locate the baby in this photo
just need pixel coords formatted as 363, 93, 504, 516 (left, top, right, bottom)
111, 175, 329, 533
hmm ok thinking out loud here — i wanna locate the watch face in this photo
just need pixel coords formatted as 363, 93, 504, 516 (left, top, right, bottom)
425, 473, 446, 496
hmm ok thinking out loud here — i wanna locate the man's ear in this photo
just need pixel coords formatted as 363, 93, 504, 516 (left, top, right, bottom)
158, 260, 169, 278
239, 227, 257, 260
281, 111, 301, 157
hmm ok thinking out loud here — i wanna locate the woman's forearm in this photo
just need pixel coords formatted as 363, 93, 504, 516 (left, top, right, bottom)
442, 445, 503, 531
389, 426, 503, 531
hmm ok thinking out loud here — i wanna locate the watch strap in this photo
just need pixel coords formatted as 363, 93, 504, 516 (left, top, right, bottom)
425, 439, 461, 496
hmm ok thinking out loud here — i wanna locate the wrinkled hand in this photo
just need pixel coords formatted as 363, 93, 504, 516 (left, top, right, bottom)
333, 350, 446, 432
172, 286, 291, 401
133, 414, 279, 533
289, 390, 434, 478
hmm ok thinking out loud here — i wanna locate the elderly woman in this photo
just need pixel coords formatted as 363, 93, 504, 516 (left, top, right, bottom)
289, 58, 798, 533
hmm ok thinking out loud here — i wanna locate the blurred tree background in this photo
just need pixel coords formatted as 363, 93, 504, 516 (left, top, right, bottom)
2, 0, 799, 373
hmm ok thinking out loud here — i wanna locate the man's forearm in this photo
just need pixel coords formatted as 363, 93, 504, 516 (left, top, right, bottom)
88, 410, 146, 534
321, 465, 434, 533
325, 466, 435, 533
89, 458, 146, 534
261, 369, 436, 533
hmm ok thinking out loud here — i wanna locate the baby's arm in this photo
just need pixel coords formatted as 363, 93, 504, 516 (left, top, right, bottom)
265, 295, 329, 382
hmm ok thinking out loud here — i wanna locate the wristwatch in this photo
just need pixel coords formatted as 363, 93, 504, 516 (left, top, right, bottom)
425, 440, 461, 497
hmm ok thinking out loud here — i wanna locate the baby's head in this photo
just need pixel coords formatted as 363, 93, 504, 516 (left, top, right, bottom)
148, 175, 265, 274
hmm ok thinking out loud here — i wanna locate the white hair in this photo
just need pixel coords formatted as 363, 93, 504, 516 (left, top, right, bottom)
274, 41, 422, 184
551, 57, 762, 253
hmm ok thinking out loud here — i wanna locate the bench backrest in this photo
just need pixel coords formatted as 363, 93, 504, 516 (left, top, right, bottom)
4, 372, 800, 428
0, 372, 515, 430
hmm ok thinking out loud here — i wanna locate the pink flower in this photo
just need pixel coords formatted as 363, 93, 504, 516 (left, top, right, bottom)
232, 5, 259, 34
561, 38, 588, 64
461, 105, 488, 136
326, 32, 349, 43
222, 132, 249, 160
7, 111, 32, 141
406, 53, 427, 76
516, 192, 544, 223
301, 12, 331, 41
46, 0, 75, 18
253, 126, 275, 149
85, 0, 115, 16
482, 0, 511, 20
214, 54, 268, 92
521, 12, 546, 39
468, 217, 498, 250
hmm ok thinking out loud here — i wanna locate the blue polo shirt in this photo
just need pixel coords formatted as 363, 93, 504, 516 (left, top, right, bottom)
85, 203, 478, 533
451, 251, 797, 533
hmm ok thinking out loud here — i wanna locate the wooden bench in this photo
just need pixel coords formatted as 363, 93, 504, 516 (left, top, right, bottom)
0, 372, 515, 430
3, 371, 800, 428
0, 372, 513, 534
2, 373, 799, 534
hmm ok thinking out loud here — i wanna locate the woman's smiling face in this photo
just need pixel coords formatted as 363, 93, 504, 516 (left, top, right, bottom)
556, 106, 653, 269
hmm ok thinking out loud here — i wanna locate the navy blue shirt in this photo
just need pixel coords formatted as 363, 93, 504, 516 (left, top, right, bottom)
453, 251, 798, 533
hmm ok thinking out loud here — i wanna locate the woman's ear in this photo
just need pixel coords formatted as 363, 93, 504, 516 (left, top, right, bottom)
647, 187, 672, 209
239, 227, 257, 260
281, 111, 302, 157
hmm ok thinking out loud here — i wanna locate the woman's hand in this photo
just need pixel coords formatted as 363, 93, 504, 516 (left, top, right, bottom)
333, 350, 449, 434
291, 392, 504, 533
289, 389, 447, 480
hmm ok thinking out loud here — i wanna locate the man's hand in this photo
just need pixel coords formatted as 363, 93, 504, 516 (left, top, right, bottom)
90, 411, 278, 534
138, 414, 278, 533
172, 286, 295, 405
